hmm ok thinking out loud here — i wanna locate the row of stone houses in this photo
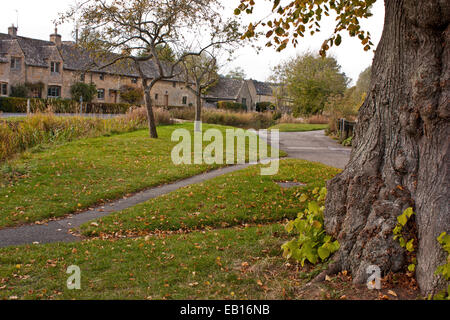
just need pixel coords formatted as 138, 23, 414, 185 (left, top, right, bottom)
0, 26, 278, 111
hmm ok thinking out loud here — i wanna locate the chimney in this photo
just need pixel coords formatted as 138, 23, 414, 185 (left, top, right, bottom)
50, 27, 62, 48
8, 25, 18, 37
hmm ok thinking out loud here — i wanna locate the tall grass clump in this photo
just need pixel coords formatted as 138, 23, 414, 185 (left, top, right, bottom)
306, 115, 329, 124
0, 109, 172, 162
124, 107, 173, 127
168, 107, 276, 129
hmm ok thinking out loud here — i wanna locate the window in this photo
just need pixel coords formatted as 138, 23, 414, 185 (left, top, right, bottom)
242, 98, 247, 107
132, 78, 138, 84
80, 74, 85, 82
172, 82, 176, 88
50, 62, 60, 74
99, 74, 105, 81
97, 89, 105, 100
182, 96, 187, 105
0, 83, 7, 96
10, 57, 21, 71
47, 86, 61, 98
155, 94, 159, 100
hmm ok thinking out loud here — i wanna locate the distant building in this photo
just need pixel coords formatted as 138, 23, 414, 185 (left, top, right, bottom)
0, 26, 291, 112
203, 77, 254, 111
246, 79, 277, 106
0, 26, 196, 106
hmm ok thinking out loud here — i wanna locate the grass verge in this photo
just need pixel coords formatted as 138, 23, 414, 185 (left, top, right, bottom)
80, 159, 340, 238
0, 123, 278, 229
0, 224, 321, 300
269, 123, 328, 132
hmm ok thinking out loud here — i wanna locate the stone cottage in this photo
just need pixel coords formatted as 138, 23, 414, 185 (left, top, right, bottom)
202, 77, 255, 111
0, 26, 196, 107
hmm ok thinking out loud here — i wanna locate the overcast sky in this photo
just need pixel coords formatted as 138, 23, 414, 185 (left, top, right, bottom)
0, 0, 385, 85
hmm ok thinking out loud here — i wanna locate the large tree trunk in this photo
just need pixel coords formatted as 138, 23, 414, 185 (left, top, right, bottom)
324, 0, 449, 295
144, 89, 158, 138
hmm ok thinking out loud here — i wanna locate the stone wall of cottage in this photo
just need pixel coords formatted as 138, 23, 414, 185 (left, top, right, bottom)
1, 41, 25, 95
64, 70, 196, 106
236, 82, 255, 111
255, 94, 277, 105
1, 59, 196, 106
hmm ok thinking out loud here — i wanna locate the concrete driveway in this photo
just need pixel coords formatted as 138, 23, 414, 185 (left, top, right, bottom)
263, 130, 351, 169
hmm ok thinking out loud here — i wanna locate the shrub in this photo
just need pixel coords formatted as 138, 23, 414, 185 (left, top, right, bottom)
282, 188, 340, 266
341, 136, 353, 146
324, 93, 358, 134
84, 102, 131, 114
10, 84, 29, 98
70, 82, 97, 103
0, 97, 132, 114
433, 232, 450, 300
256, 102, 276, 112
120, 85, 144, 104
272, 111, 282, 121
217, 101, 246, 112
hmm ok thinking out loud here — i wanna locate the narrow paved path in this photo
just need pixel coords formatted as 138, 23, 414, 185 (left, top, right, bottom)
0, 164, 251, 247
260, 130, 351, 169
0, 130, 350, 247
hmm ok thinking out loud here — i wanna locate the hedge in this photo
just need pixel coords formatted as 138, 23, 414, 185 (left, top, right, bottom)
0, 97, 132, 114
256, 102, 276, 112
217, 101, 246, 112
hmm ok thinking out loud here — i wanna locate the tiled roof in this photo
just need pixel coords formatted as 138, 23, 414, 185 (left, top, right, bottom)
204, 77, 244, 100
0, 33, 184, 81
252, 80, 274, 96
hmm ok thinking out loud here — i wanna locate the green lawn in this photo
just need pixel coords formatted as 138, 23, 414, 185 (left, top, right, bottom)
0, 224, 325, 300
0, 123, 278, 229
0, 159, 339, 300
80, 159, 340, 238
269, 123, 328, 132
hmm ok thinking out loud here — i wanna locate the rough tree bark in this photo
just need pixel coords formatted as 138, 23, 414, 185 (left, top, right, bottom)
324, 0, 449, 295
195, 93, 202, 132
144, 88, 158, 138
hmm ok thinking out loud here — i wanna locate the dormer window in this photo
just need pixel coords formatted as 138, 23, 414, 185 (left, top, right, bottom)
51, 62, 60, 74
10, 57, 21, 71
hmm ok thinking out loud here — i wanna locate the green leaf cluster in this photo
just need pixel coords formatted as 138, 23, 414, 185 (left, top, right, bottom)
236, 0, 376, 56
433, 232, 450, 300
70, 82, 97, 103
393, 207, 415, 249
281, 187, 339, 266
393, 207, 417, 272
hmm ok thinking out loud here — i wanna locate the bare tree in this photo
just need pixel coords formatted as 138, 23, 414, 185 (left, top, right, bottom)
182, 52, 219, 132
62, 0, 240, 138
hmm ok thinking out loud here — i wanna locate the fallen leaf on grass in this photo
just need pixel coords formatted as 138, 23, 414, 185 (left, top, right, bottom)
387, 290, 397, 297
